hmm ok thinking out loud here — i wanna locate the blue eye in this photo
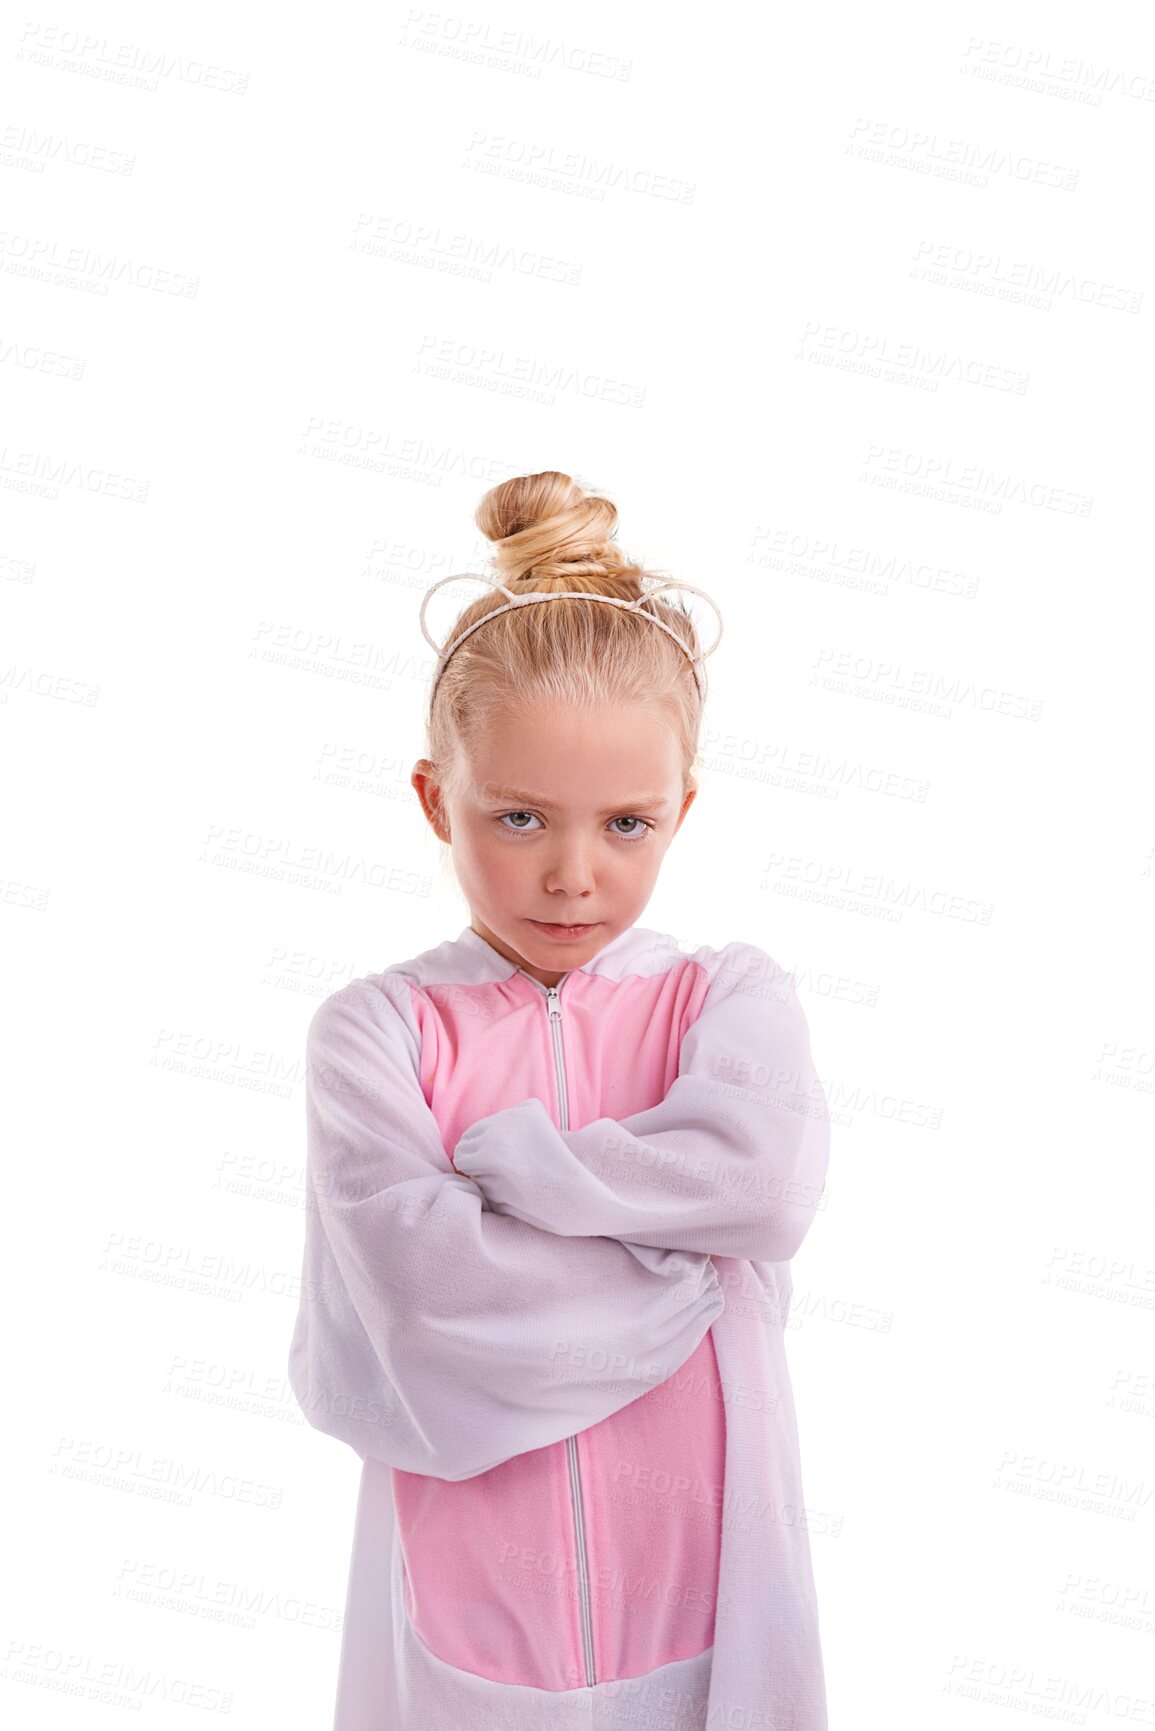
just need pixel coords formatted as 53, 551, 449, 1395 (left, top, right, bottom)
496, 812, 653, 842
608, 817, 652, 840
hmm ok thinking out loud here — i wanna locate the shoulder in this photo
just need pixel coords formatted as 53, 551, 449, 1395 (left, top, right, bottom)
631, 928, 797, 1002
694, 937, 798, 1006
671, 937, 817, 1084
306, 926, 488, 1040
305, 960, 424, 1061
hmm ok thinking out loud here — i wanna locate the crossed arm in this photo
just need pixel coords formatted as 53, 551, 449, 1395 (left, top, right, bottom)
287, 973, 725, 1481
287, 946, 828, 1481
453, 942, 831, 1264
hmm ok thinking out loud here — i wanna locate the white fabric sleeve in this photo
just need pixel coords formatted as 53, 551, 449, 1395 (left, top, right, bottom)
286, 974, 724, 1481
453, 942, 830, 1264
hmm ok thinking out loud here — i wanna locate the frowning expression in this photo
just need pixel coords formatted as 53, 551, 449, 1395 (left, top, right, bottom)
413, 700, 697, 987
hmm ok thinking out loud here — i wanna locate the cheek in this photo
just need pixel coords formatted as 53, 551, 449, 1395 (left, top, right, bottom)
630, 835, 671, 879
602, 842, 658, 887
464, 826, 523, 881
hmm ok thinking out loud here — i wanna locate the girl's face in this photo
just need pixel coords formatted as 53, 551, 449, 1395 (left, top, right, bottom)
413, 701, 697, 987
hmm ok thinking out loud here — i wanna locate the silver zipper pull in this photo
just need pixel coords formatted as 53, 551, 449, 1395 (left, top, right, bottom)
546, 989, 562, 1019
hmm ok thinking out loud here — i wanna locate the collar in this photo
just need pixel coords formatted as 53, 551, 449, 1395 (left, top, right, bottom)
457, 921, 639, 985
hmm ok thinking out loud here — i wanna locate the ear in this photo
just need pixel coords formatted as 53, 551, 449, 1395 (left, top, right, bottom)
411, 760, 452, 843
672, 783, 698, 834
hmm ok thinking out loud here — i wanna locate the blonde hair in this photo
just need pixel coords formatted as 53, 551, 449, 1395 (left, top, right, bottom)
423, 471, 708, 811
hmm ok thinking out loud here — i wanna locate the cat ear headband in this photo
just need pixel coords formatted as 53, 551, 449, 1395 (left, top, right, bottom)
419, 571, 725, 702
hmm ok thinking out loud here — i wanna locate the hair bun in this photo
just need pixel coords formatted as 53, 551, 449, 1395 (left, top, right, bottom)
476, 470, 636, 585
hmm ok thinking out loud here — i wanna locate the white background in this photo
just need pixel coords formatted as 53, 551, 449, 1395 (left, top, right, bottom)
3, 1, 1154, 1726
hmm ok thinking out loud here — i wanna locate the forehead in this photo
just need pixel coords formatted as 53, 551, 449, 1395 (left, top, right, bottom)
463, 700, 683, 806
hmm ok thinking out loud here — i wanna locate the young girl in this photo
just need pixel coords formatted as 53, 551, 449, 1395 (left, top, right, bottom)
288, 471, 831, 1731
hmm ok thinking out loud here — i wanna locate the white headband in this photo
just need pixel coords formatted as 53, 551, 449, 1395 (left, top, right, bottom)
419, 571, 724, 702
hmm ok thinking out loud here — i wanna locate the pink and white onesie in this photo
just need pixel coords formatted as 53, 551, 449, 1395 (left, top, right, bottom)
288, 920, 831, 1730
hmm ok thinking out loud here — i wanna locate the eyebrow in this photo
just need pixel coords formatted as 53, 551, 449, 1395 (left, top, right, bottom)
486, 787, 673, 814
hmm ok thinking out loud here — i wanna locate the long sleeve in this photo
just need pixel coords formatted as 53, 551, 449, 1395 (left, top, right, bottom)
452, 941, 830, 1263
286, 973, 724, 1481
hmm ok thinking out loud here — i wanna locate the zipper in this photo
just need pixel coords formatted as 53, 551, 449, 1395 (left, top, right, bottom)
518, 969, 596, 1688
565, 1432, 595, 1686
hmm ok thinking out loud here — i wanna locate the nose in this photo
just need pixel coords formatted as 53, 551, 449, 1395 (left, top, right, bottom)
542, 838, 596, 900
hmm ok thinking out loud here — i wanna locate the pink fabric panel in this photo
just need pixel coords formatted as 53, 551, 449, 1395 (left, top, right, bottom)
411, 977, 560, 1150
396, 962, 724, 1688
558, 961, 712, 1129
582, 1329, 726, 1679
393, 1439, 584, 1689
409, 962, 713, 1148
540, 962, 725, 1678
